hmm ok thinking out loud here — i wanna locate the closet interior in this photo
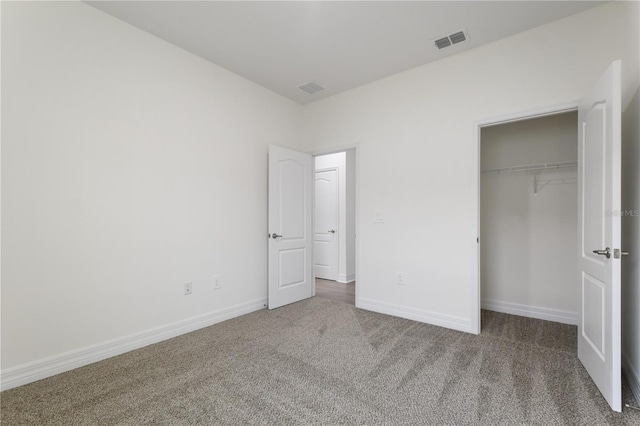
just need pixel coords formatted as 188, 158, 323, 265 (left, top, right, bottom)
480, 111, 579, 325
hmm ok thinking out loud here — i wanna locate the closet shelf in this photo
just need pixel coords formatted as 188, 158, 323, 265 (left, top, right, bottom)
481, 161, 577, 174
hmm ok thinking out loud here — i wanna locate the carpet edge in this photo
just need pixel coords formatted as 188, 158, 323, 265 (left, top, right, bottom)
358, 297, 473, 333
0, 298, 267, 391
481, 298, 578, 325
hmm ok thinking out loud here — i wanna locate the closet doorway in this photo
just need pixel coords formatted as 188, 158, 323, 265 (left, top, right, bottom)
480, 110, 579, 326
313, 150, 356, 305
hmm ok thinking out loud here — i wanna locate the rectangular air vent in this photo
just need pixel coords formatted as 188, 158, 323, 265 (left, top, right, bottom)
298, 81, 325, 95
433, 29, 469, 50
434, 37, 451, 49
449, 31, 466, 44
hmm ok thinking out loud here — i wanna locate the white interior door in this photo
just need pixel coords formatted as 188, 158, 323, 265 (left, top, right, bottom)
577, 60, 622, 412
268, 146, 313, 309
314, 169, 339, 280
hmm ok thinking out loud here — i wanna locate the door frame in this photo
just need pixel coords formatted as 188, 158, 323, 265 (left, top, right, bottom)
310, 144, 360, 307
471, 103, 578, 334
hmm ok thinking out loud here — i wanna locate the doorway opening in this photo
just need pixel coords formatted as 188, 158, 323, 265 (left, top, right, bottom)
479, 110, 579, 331
313, 150, 356, 306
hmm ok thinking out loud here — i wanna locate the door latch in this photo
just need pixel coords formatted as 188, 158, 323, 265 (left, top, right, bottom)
613, 248, 629, 259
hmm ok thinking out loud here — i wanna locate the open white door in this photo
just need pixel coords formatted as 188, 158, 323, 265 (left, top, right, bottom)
268, 145, 313, 309
578, 60, 622, 412
314, 168, 339, 280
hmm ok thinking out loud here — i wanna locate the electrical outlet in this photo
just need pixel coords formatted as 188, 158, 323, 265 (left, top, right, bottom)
184, 282, 192, 295
374, 210, 385, 224
213, 275, 221, 290
397, 272, 405, 285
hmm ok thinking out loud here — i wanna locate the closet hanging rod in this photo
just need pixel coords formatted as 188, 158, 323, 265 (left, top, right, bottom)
481, 161, 577, 174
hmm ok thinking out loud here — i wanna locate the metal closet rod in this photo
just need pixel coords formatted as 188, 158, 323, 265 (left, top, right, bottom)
481, 161, 578, 174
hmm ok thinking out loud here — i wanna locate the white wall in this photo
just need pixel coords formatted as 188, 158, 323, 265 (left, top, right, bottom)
345, 149, 356, 281
480, 112, 578, 324
314, 152, 356, 283
622, 87, 640, 403
622, 1, 640, 113
1, 1, 302, 387
302, 2, 639, 332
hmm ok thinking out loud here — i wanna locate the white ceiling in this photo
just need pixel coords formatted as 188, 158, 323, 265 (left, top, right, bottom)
87, 1, 605, 105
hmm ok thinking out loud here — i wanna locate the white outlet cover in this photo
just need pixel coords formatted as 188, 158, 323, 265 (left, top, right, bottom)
374, 211, 385, 223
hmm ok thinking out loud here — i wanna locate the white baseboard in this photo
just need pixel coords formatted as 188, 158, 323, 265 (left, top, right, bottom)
357, 297, 473, 333
337, 273, 356, 283
482, 299, 578, 325
623, 351, 640, 405
0, 298, 267, 391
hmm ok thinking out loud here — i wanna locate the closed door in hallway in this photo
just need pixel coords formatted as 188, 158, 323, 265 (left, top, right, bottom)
314, 168, 339, 280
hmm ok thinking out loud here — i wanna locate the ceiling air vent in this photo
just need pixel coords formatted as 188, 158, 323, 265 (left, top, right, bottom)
298, 81, 325, 95
434, 37, 451, 49
433, 29, 469, 50
449, 31, 466, 45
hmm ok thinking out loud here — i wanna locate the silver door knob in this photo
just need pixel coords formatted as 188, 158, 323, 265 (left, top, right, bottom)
271, 233, 282, 239
593, 247, 611, 258
328, 230, 336, 234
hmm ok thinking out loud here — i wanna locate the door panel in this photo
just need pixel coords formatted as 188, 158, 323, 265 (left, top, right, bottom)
577, 60, 622, 412
268, 146, 313, 309
582, 104, 606, 256
314, 169, 338, 280
279, 248, 305, 287
279, 160, 306, 238
582, 272, 605, 358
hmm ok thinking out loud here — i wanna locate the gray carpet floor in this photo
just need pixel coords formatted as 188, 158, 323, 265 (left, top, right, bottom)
2, 297, 639, 425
